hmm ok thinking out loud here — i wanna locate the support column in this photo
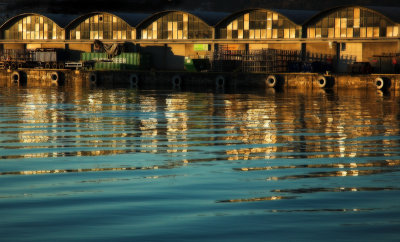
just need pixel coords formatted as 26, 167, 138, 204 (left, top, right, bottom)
301, 42, 306, 61
334, 42, 340, 72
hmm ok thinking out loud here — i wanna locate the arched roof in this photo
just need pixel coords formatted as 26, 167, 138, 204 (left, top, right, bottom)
187, 11, 231, 26
366, 6, 400, 23
215, 8, 317, 27
304, 5, 400, 26
0, 13, 78, 30
65, 12, 151, 30
137, 10, 229, 29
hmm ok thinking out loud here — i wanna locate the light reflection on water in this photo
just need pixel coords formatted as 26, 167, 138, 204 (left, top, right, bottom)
0, 86, 400, 241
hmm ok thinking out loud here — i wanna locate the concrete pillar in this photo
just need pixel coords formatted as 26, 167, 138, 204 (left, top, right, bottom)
301, 43, 306, 61
163, 44, 168, 70
214, 43, 219, 52
334, 42, 340, 72
397, 40, 400, 52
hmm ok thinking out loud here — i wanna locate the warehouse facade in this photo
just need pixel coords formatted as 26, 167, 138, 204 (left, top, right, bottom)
0, 5, 399, 70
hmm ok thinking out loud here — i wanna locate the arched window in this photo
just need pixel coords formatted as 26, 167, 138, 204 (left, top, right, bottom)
141, 12, 213, 40
3, 15, 64, 40
219, 10, 301, 39
69, 13, 135, 40
307, 7, 399, 38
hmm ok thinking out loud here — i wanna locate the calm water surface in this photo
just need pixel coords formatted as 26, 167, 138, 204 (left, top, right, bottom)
0, 86, 400, 241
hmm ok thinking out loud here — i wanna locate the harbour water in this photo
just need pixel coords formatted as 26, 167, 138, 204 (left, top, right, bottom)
0, 86, 400, 241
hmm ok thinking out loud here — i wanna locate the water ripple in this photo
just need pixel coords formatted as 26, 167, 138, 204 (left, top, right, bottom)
1, 87, 400, 241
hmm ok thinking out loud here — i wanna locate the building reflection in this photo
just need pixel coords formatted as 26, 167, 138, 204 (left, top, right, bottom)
16, 89, 66, 158
3, 86, 400, 210
165, 94, 189, 154
139, 95, 159, 153
222, 95, 279, 160
220, 89, 400, 161
1, 87, 400, 166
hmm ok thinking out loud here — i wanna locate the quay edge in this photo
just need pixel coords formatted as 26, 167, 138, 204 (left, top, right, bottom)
1, 69, 399, 91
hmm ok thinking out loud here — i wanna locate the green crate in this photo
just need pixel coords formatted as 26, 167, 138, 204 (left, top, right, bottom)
184, 57, 196, 72
114, 53, 139, 65
81, 52, 108, 62
82, 52, 149, 70
184, 57, 210, 72
94, 62, 125, 70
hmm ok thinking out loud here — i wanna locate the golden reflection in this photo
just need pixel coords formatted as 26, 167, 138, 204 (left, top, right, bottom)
165, 94, 189, 154
269, 208, 375, 213
0, 165, 167, 176
235, 160, 400, 171
139, 96, 158, 153
4, 87, 400, 212
2, 88, 400, 162
222, 96, 279, 161
216, 196, 298, 203
144, 174, 179, 179
16, 89, 64, 158
2, 88, 145, 158
219, 89, 400, 160
271, 187, 398, 194
266, 168, 399, 181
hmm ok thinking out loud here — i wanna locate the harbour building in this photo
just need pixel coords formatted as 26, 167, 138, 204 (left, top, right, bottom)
0, 5, 399, 71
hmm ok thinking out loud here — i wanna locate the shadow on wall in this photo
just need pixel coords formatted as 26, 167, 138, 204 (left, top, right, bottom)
337, 55, 357, 73
68, 49, 84, 62
141, 45, 184, 71
66, 42, 187, 71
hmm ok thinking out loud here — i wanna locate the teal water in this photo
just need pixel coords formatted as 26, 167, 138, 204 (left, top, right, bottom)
0, 86, 400, 241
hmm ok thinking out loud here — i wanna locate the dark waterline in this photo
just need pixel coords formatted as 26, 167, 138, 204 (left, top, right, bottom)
0, 86, 400, 241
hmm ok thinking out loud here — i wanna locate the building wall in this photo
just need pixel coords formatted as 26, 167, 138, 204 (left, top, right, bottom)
249, 44, 269, 50
41, 43, 66, 49
3, 43, 25, 49
268, 43, 301, 51
217, 43, 247, 51
139, 43, 212, 70
305, 41, 398, 62
25, 43, 66, 49
140, 43, 185, 70
362, 42, 399, 61
184, 43, 212, 58
168, 44, 186, 56
248, 43, 301, 51
306, 42, 360, 72
26, 44, 42, 49
341, 42, 362, 62
305, 42, 336, 55
68, 43, 92, 52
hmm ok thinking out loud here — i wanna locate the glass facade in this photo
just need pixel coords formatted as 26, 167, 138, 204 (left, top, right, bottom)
219, 10, 301, 39
3, 15, 64, 40
307, 7, 399, 38
0, 8, 399, 42
69, 14, 135, 40
141, 12, 213, 40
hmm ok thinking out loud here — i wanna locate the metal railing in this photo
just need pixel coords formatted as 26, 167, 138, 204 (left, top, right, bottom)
209, 48, 356, 73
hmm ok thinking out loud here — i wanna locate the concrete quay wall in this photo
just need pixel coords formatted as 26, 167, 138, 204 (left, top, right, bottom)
0, 69, 399, 91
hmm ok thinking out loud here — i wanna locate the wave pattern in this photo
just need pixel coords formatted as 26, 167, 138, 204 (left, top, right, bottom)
1, 87, 400, 241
